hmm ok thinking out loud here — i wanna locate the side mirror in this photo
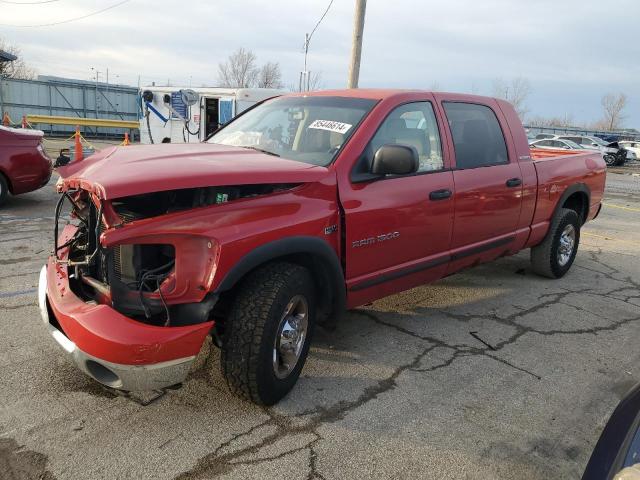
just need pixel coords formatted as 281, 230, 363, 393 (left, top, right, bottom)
371, 144, 419, 176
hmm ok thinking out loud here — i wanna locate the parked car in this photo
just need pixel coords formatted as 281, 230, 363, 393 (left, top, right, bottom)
559, 135, 618, 154
557, 135, 623, 165
40, 90, 606, 405
0, 126, 52, 206
535, 133, 557, 140
530, 138, 585, 150
607, 141, 637, 163
619, 141, 640, 158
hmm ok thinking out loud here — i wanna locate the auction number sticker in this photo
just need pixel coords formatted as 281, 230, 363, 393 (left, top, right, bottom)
308, 119, 352, 134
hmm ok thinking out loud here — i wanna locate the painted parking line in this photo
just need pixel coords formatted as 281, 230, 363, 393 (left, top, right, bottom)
603, 203, 640, 213
582, 232, 640, 246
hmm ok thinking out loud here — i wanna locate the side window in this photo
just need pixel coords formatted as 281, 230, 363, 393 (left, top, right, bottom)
369, 102, 444, 172
443, 102, 509, 169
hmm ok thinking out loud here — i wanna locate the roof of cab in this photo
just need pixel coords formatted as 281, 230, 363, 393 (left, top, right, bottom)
287, 88, 501, 104
288, 89, 429, 100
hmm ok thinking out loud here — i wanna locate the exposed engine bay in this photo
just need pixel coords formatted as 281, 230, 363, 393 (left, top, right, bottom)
111, 184, 298, 223
54, 184, 298, 328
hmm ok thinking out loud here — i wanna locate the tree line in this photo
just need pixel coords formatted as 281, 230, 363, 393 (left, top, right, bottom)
492, 76, 628, 131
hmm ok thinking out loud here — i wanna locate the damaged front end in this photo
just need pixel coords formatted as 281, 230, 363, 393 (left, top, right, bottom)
53, 187, 225, 327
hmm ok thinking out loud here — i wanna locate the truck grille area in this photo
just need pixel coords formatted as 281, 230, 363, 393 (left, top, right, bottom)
56, 190, 176, 326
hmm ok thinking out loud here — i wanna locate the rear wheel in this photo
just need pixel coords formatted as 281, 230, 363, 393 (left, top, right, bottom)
530, 208, 581, 278
221, 262, 316, 405
0, 174, 9, 207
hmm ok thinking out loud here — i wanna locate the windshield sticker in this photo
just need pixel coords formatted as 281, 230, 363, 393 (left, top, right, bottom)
308, 120, 352, 134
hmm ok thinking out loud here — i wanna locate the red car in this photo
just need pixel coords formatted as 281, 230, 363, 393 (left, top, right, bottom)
0, 126, 52, 206
40, 90, 606, 404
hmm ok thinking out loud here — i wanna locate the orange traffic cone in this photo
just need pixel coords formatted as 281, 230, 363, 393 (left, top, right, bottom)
2, 112, 9, 126
21, 116, 27, 128
123, 132, 130, 146
74, 126, 84, 162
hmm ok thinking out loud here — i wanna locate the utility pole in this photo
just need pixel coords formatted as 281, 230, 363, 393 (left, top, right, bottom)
347, 0, 367, 89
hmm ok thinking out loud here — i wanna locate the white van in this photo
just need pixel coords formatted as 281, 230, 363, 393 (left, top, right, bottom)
139, 86, 283, 144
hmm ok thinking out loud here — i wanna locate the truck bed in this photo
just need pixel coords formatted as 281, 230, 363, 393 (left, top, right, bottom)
530, 147, 586, 160
527, 147, 606, 247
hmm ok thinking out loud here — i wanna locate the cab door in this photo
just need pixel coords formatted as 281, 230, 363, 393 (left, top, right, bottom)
340, 99, 455, 307
437, 98, 523, 272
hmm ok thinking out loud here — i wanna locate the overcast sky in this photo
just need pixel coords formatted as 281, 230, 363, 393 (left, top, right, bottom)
2, 0, 639, 127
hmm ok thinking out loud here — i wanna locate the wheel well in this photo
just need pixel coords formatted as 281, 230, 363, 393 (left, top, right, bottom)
0, 170, 12, 194
212, 251, 344, 334
562, 192, 589, 225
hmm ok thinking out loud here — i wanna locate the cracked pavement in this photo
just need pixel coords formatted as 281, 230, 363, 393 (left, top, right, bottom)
1, 173, 639, 480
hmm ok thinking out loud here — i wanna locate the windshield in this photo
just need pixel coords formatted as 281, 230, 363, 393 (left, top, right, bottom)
208, 96, 377, 166
563, 140, 583, 149
590, 137, 609, 146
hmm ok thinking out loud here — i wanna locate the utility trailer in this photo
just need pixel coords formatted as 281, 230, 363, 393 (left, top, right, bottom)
139, 86, 283, 144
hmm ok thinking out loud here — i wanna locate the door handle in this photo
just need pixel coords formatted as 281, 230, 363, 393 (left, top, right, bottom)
429, 189, 452, 201
506, 178, 522, 188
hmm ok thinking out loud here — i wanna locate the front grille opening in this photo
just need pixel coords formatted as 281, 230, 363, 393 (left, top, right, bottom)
109, 244, 175, 325
112, 244, 175, 285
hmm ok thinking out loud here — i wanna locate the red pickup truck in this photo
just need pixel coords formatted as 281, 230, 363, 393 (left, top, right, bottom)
40, 90, 605, 404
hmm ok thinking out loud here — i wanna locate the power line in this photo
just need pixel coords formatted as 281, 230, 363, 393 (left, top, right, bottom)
308, 0, 334, 45
0, 0, 131, 27
0, 0, 61, 4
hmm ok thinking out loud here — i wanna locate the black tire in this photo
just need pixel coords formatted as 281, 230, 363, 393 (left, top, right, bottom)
530, 208, 581, 279
221, 262, 316, 405
604, 154, 616, 167
0, 174, 9, 207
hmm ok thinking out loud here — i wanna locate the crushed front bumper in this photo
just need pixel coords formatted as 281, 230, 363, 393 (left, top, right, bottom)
38, 262, 213, 391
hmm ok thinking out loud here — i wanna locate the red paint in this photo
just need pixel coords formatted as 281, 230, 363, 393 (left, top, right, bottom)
57, 143, 329, 200
0, 126, 52, 196
48, 228, 212, 365
48, 89, 606, 367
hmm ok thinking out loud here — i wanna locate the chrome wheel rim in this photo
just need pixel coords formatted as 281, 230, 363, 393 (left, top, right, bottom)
273, 295, 309, 379
557, 224, 576, 267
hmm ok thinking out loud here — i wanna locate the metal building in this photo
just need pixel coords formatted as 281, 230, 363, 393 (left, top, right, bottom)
0, 75, 139, 138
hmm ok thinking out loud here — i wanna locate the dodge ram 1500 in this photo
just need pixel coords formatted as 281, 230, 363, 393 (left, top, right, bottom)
39, 90, 606, 404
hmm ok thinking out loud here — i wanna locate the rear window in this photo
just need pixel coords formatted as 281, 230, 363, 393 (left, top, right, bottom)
443, 102, 509, 169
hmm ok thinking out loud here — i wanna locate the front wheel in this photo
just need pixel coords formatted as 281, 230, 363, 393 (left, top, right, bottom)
604, 154, 617, 167
221, 262, 316, 405
530, 208, 581, 279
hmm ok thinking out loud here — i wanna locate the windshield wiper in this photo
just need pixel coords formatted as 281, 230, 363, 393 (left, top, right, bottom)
242, 146, 280, 157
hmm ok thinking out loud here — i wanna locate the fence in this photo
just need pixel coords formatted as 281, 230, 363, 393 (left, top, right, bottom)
524, 124, 640, 141
0, 75, 140, 139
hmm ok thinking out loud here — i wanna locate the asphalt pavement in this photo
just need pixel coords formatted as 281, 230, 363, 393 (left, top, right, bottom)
1, 171, 639, 480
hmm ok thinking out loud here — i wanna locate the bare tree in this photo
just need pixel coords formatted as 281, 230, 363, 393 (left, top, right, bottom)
217, 48, 259, 88
493, 77, 531, 120
528, 114, 574, 128
257, 62, 283, 89
0, 37, 36, 79
600, 93, 627, 131
289, 71, 324, 92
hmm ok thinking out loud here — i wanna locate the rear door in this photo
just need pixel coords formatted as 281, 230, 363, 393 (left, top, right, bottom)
437, 99, 523, 269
